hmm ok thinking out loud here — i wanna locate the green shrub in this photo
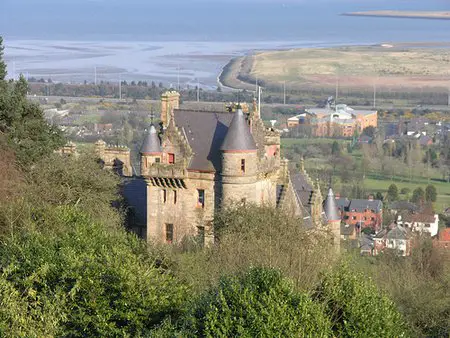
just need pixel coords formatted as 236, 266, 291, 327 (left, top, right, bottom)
315, 263, 409, 338
0, 207, 188, 337
183, 267, 332, 337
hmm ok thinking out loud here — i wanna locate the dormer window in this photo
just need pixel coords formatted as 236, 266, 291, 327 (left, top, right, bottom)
241, 159, 246, 173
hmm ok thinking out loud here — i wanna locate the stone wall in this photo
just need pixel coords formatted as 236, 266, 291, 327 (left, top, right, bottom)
95, 140, 132, 177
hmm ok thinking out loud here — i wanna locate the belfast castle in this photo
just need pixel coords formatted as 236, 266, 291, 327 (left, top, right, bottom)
96, 91, 340, 247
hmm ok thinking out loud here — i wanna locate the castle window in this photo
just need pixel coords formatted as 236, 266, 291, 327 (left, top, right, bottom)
168, 153, 175, 164
163, 189, 167, 203
241, 159, 246, 173
197, 189, 205, 208
155, 157, 161, 163
165, 223, 173, 243
174, 190, 177, 204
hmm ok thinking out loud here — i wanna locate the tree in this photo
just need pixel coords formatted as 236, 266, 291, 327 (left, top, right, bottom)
387, 184, 399, 201
375, 191, 384, 201
331, 141, 340, 156
425, 184, 437, 203
411, 187, 425, 204
0, 36, 6, 81
182, 267, 332, 337
0, 38, 65, 165
362, 125, 376, 138
315, 263, 408, 338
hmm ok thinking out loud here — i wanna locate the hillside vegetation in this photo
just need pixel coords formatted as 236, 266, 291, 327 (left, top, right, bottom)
0, 37, 449, 337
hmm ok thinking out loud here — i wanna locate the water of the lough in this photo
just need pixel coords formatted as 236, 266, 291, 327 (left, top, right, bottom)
1, 0, 449, 87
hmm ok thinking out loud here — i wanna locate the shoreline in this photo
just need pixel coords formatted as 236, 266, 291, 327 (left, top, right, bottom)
218, 43, 450, 91
343, 11, 450, 21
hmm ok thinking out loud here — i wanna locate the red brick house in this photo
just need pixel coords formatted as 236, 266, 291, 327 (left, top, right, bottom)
336, 196, 383, 232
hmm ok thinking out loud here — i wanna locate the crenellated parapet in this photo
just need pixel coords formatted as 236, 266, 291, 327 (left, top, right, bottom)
55, 141, 78, 157
95, 140, 132, 177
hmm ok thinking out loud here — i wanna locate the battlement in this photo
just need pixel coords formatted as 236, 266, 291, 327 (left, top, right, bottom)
95, 139, 132, 177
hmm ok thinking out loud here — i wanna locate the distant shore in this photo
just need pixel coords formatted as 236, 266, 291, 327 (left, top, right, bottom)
343, 11, 450, 21
219, 43, 450, 92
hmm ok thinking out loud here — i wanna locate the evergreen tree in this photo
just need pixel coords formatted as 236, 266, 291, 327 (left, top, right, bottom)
331, 141, 340, 156
425, 184, 437, 203
411, 187, 425, 204
387, 184, 399, 201
0, 37, 64, 164
0, 36, 6, 81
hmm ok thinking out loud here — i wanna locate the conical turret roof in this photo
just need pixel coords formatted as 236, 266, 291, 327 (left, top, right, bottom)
140, 124, 161, 154
220, 109, 257, 152
324, 188, 340, 222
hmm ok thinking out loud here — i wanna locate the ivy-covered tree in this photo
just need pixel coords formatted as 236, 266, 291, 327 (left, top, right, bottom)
0, 37, 64, 165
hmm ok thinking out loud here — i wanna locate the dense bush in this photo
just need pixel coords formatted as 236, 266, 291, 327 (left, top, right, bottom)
182, 267, 332, 337
316, 263, 409, 338
0, 207, 187, 337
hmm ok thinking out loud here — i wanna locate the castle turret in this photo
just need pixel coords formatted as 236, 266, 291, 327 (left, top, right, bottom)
324, 187, 341, 251
220, 108, 258, 206
140, 124, 162, 176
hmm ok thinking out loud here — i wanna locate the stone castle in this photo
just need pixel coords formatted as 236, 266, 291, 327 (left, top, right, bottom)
96, 91, 340, 247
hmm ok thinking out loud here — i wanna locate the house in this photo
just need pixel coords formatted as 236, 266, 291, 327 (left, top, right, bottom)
336, 197, 383, 232
389, 201, 420, 215
373, 224, 411, 256
397, 208, 439, 237
359, 233, 374, 256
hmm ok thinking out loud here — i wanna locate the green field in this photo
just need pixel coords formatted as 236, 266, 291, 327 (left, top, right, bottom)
282, 137, 450, 212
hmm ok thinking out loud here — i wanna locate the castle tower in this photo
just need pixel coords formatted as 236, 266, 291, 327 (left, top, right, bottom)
220, 108, 258, 206
140, 124, 162, 176
324, 187, 341, 251
161, 91, 180, 127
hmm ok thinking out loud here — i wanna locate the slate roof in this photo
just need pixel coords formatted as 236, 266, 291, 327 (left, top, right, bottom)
291, 172, 314, 207
220, 109, 257, 152
336, 198, 382, 213
389, 201, 419, 213
324, 188, 340, 221
173, 109, 235, 172
387, 225, 409, 240
140, 124, 161, 154
402, 213, 436, 224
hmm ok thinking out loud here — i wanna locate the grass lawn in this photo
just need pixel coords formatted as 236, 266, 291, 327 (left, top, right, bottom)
281, 138, 348, 147
281, 137, 450, 212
